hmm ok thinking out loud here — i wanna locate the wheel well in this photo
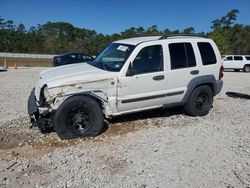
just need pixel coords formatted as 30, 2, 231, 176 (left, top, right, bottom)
72, 93, 104, 109
194, 83, 215, 95
73, 93, 104, 109
244, 64, 250, 67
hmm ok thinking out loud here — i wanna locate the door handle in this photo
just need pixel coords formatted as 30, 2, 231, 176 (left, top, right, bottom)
153, 75, 165, 80
190, 70, 199, 75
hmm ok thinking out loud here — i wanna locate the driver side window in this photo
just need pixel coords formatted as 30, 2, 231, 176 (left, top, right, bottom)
132, 45, 163, 75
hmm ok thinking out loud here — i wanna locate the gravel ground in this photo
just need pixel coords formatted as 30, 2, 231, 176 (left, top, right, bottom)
0, 68, 250, 187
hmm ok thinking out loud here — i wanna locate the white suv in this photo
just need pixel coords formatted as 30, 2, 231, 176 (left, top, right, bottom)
28, 36, 224, 139
222, 55, 250, 72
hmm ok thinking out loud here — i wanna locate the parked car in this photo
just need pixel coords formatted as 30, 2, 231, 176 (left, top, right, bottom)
222, 55, 250, 72
53, 53, 94, 66
28, 36, 223, 139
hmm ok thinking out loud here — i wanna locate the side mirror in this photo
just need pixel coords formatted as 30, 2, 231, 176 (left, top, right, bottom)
126, 63, 136, 76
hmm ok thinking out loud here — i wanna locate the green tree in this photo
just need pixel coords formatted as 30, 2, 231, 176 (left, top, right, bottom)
183, 27, 195, 34
209, 28, 231, 54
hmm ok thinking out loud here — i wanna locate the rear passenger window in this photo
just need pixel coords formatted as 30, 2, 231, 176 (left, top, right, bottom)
198, 42, 217, 65
246, 56, 250, 60
234, 56, 243, 60
169, 43, 196, 69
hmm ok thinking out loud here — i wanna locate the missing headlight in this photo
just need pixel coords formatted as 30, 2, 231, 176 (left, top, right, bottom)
40, 85, 49, 105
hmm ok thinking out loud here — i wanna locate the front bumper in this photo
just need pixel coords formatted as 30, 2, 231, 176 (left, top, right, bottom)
28, 88, 53, 130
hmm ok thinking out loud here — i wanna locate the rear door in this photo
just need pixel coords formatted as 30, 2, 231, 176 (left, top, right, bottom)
233, 56, 244, 69
164, 41, 198, 103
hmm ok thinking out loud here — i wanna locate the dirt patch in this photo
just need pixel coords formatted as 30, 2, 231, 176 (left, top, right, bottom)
0, 116, 146, 159
102, 156, 127, 175
26, 164, 50, 175
0, 108, 188, 153
0, 118, 39, 150
0, 131, 31, 149
105, 122, 139, 136
31, 136, 83, 151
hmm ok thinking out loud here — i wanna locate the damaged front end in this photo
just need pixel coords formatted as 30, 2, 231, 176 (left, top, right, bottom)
27, 88, 54, 132
27, 61, 120, 136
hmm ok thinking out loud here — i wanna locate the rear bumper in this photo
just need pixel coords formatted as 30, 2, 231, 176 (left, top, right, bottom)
214, 80, 223, 95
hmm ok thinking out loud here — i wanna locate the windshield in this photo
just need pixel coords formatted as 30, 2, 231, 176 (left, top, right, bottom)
88, 43, 135, 72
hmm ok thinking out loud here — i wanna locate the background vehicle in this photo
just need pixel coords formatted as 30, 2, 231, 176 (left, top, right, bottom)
53, 53, 94, 66
28, 36, 223, 139
222, 55, 250, 72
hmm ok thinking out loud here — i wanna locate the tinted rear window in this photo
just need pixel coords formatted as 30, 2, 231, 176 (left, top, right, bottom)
198, 42, 217, 65
234, 56, 243, 60
169, 43, 196, 69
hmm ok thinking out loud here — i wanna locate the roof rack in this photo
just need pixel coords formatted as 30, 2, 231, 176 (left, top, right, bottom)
159, 34, 207, 40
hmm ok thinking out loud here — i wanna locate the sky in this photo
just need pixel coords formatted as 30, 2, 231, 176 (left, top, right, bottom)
0, 0, 250, 34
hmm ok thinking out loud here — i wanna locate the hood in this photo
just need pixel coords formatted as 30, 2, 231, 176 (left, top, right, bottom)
39, 62, 118, 88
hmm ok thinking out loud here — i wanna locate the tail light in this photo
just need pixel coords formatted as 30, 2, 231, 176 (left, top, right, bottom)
219, 65, 224, 80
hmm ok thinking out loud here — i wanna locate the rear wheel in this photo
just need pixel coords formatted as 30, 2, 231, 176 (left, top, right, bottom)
54, 96, 104, 139
243, 65, 250, 72
184, 85, 213, 116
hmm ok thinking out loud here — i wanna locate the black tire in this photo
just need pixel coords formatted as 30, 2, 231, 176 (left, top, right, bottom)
243, 65, 250, 72
184, 85, 213, 116
54, 95, 104, 139
234, 69, 240, 72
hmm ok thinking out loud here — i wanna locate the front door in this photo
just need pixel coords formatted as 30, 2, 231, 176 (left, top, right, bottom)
223, 56, 233, 69
117, 44, 168, 112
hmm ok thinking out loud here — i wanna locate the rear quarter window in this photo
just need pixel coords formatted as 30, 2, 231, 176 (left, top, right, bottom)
198, 42, 217, 65
245, 56, 250, 61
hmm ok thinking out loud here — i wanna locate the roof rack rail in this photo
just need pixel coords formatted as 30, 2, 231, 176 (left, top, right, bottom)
159, 34, 207, 40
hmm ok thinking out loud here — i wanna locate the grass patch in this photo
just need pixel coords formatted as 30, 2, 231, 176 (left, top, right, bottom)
0, 57, 53, 67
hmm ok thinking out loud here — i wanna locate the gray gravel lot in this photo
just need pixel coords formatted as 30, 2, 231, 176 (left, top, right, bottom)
0, 68, 250, 187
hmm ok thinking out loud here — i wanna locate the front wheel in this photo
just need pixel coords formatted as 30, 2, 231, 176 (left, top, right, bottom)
184, 86, 213, 116
54, 96, 104, 139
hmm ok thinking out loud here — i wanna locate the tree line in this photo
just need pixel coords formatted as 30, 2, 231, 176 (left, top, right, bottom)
0, 9, 249, 55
